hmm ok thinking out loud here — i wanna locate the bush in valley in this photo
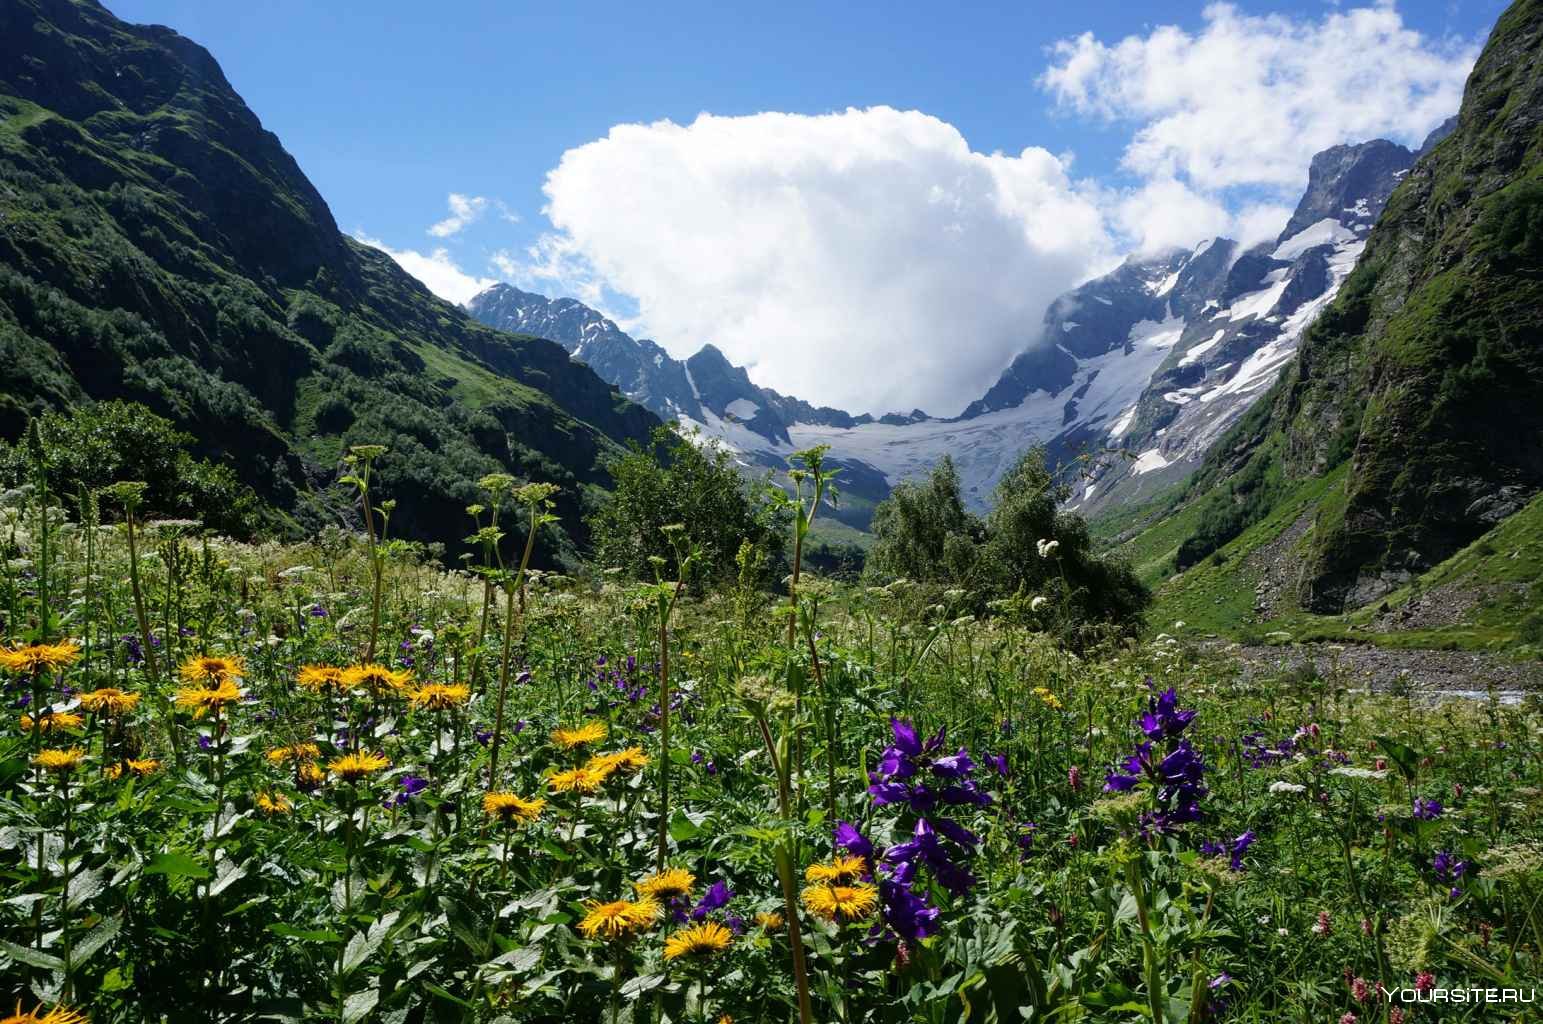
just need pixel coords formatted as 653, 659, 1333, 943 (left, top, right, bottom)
586, 424, 788, 587
0, 400, 269, 537
865, 449, 1149, 641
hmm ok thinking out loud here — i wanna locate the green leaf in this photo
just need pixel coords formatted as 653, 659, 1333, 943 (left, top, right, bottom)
342, 988, 379, 1024
0, 938, 65, 970
668, 808, 704, 842
268, 922, 342, 944
620, 973, 665, 998
1374, 736, 1421, 781
143, 852, 210, 879
71, 914, 122, 966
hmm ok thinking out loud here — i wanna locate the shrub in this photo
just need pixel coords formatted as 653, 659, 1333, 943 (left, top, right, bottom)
587, 424, 788, 587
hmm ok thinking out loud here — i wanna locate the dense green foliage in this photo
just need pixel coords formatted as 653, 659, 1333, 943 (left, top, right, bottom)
0, 401, 268, 537
587, 425, 788, 587
868, 451, 1148, 643
0, 0, 657, 565
1, 461, 1540, 1023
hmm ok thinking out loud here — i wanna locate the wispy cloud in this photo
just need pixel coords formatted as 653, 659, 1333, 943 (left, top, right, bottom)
352, 232, 496, 306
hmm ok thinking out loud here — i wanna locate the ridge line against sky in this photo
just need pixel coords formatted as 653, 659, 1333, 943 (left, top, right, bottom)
107, 0, 1494, 416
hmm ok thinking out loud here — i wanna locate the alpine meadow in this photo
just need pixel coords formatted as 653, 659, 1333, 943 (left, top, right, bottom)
2, 1, 1542, 1022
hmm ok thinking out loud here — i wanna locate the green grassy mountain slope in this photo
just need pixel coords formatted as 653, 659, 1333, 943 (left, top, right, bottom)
0, 0, 657, 560
1118, 0, 1543, 636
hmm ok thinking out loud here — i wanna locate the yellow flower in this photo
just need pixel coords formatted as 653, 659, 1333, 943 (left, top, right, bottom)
256, 791, 292, 815
1, 1001, 89, 1024
664, 920, 733, 961
801, 883, 879, 923
547, 766, 605, 794
1033, 686, 1063, 711
174, 679, 242, 719
19, 711, 83, 733
587, 746, 649, 781
410, 683, 470, 710
265, 743, 321, 765
577, 897, 661, 940
297, 665, 347, 692
805, 855, 868, 885
0, 642, 81, 674
754, 911, 784, 932
327, 751, 390, 781
179, 654, 244, 688
343, 664, 412, 697
32, 748, 85, 773
78, 688, 141, 716
483, 791, 547, 824
635, 867, 695, 902
551, 720, 607, 750
122, 758, 159, 777
298, 762, 326, 787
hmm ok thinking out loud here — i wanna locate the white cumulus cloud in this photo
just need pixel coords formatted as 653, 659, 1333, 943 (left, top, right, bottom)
1041, 2, 1476, 192
353, 233, 496, 306
533, 106, 1114, 416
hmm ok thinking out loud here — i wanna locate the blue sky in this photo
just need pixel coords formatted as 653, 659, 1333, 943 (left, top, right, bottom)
106, 0, 1505, 414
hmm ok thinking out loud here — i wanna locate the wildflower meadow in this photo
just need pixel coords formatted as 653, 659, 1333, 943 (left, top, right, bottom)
1, 444, 1540, 1023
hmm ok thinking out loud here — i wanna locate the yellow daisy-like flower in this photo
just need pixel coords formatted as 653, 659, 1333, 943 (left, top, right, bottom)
587, 746, 649, 780
297, 665, 347, 692
754, 911, 784, 932
1, 1001, 89, 1024
174, 679, 242, 719
547, 766, 605, 794
104, 758, 158, 780
664, 920, 734, 961
635, 867, 696, 903
179, 654, 244, 688
79, 688, 141, 716
327, 751, 390, 781
298, 762, 326, 787
19, 711, 84, 733
801, 882, 879, 923
551, 720, 607, 750
483, 791, 547, 824
576, 897, 661, 940
32, 748, 85, 773
1032, 686, 1064, 711
0, 642, 82, 674
256, 791, 293, 815
410, 683, 470, 710
343, 664, 412, 697
265, 742, 321, 765
805, 855, 868, 885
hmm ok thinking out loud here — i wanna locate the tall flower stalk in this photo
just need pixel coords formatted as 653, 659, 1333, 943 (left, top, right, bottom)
647, 524, 697, 870
486, 480, 558, 786
339, 445, 390, 663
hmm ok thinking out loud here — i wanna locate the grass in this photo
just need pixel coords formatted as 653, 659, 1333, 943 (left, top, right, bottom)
1, 469, 1540, 1023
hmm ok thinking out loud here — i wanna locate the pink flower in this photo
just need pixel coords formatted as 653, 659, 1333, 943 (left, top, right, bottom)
1339, 1014, 1357, 1024
1415, 971, 1435, 993
1389, 1008, 1405, 1024
1360, 918, 1373, 936
1351, 977, 1372, 1003
1313, 911, 1332, 936
1067, 834, 1078, 849
1067, 766, 1082, 791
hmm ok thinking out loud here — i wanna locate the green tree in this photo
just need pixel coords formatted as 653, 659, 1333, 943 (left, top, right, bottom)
865, 455, 984, 586
0, 401, 267, 536
979, 449, 1148, 641
866, 449, 1148, 643
586, 425, 787, 586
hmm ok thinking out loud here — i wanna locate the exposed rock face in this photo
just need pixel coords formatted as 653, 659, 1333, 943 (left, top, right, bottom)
1153, 0, 1543, 611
